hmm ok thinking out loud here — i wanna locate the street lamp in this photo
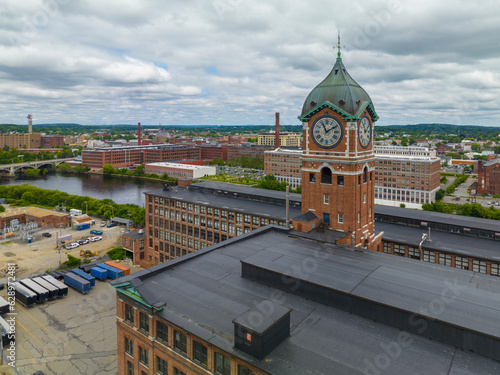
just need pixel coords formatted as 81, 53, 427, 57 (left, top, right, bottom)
108, 205, 114, 219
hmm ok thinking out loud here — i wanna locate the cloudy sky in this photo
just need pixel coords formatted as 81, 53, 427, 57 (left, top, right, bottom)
1, 0, 500, 127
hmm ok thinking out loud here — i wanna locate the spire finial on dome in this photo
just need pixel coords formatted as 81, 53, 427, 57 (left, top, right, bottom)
337, 30, 341, 60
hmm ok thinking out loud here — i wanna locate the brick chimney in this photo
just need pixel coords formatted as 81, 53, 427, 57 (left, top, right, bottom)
27, 114, 33, 134
275, 112, 280, 149
138, 122, 141, 146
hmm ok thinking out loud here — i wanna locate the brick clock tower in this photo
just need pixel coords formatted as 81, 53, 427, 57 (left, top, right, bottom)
297, 38, 383, 250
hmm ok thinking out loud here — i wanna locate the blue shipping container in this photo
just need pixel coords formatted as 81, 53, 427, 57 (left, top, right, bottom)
71, 269, 96, 287
97, 264, 124, 279
64, 273, 91, 293
90, 267, 108, 281
77, 223, 91, 231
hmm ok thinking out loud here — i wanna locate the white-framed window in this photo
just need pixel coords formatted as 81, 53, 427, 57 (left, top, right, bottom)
363, 193, 366, 203
324, 195, 329, 204
338, 213, 343, 224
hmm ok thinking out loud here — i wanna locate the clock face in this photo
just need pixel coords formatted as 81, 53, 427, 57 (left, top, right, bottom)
311, 116, 343, 148
358, 117, 371, 148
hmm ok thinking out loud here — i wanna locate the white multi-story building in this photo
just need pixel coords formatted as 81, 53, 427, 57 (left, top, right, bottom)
144, 162, 216, 180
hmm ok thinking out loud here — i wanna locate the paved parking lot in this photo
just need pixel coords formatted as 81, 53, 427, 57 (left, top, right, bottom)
1, 264, 141, 374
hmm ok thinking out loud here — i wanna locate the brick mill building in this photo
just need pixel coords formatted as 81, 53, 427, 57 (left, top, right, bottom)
263, 148, 302, 188
113, 225, 500, 375
0, 133, 41, 149
81, 145, 201, 170
139, 182, 300, 267
374, 146, 441, 208
113, 42, 500, 374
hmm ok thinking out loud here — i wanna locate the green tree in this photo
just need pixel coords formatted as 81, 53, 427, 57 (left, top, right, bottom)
435, 189, 445, 201
57, 163, 72, 173
401, 138, 408, 147
132, 164, 144, 176
103, 163, 115, 174
24, 168, 41, 178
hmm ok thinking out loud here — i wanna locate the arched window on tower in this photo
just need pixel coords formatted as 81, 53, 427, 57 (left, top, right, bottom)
321, 168, 332, 184
363, 167, 368, 183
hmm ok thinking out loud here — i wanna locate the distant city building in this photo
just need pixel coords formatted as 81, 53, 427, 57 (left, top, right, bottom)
152, 131, 170, 144
436, 144, 451, 155
41, 134, 64, 148
199, 144, 228, 161
476, 158, 500, 195
86, 139, 107, 149
263, 148, 302, 188
82, 145, 200, 170
374, 146, 441, 208
0, 206, 69, 229
257, 131, 301, 147
144, 162, 216, 180
0, 133, 41, 149
227, 144, 272, 161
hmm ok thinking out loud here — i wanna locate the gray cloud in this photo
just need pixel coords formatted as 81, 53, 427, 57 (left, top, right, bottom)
1, 0, 500, 126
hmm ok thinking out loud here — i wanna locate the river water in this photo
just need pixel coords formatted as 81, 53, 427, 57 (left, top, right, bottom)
0, 174, 166, 206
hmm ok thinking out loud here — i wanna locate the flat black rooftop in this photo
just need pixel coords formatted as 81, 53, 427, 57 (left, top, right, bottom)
190, 181, 302, 203
377, 221, 500, 262
375, 205, 500, 233
144, 186, 301, 222
123, 230, 146, 240
114, 227, 500, 374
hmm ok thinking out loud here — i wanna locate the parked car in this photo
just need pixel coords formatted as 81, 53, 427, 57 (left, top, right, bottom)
77, 239, 89, 245
90, 229, 103, 235
90, 236, 102, 242
42, 232, 52, 238
65, 242, 79, 250
107, 222, 117, 228
100, 221, 107, 227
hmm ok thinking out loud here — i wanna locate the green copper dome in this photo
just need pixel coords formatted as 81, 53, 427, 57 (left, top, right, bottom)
299, 54, 377, 121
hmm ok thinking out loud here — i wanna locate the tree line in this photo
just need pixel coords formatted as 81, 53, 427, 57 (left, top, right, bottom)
209, 156, 264, 169
422, 201, 500, 221
0, 184, 145, 225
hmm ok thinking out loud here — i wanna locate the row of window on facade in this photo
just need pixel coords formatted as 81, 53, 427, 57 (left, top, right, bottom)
150, 209, 281, 228
382, 242, 499, 275
123, 304, 257, 375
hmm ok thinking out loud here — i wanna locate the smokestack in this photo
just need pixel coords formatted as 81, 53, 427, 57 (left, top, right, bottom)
138, 122, 141, 146
27, 114, 33, 134
275, 112, 280, 149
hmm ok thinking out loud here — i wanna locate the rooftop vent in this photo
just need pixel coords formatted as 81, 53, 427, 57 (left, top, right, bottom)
233, 301, 291, 360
